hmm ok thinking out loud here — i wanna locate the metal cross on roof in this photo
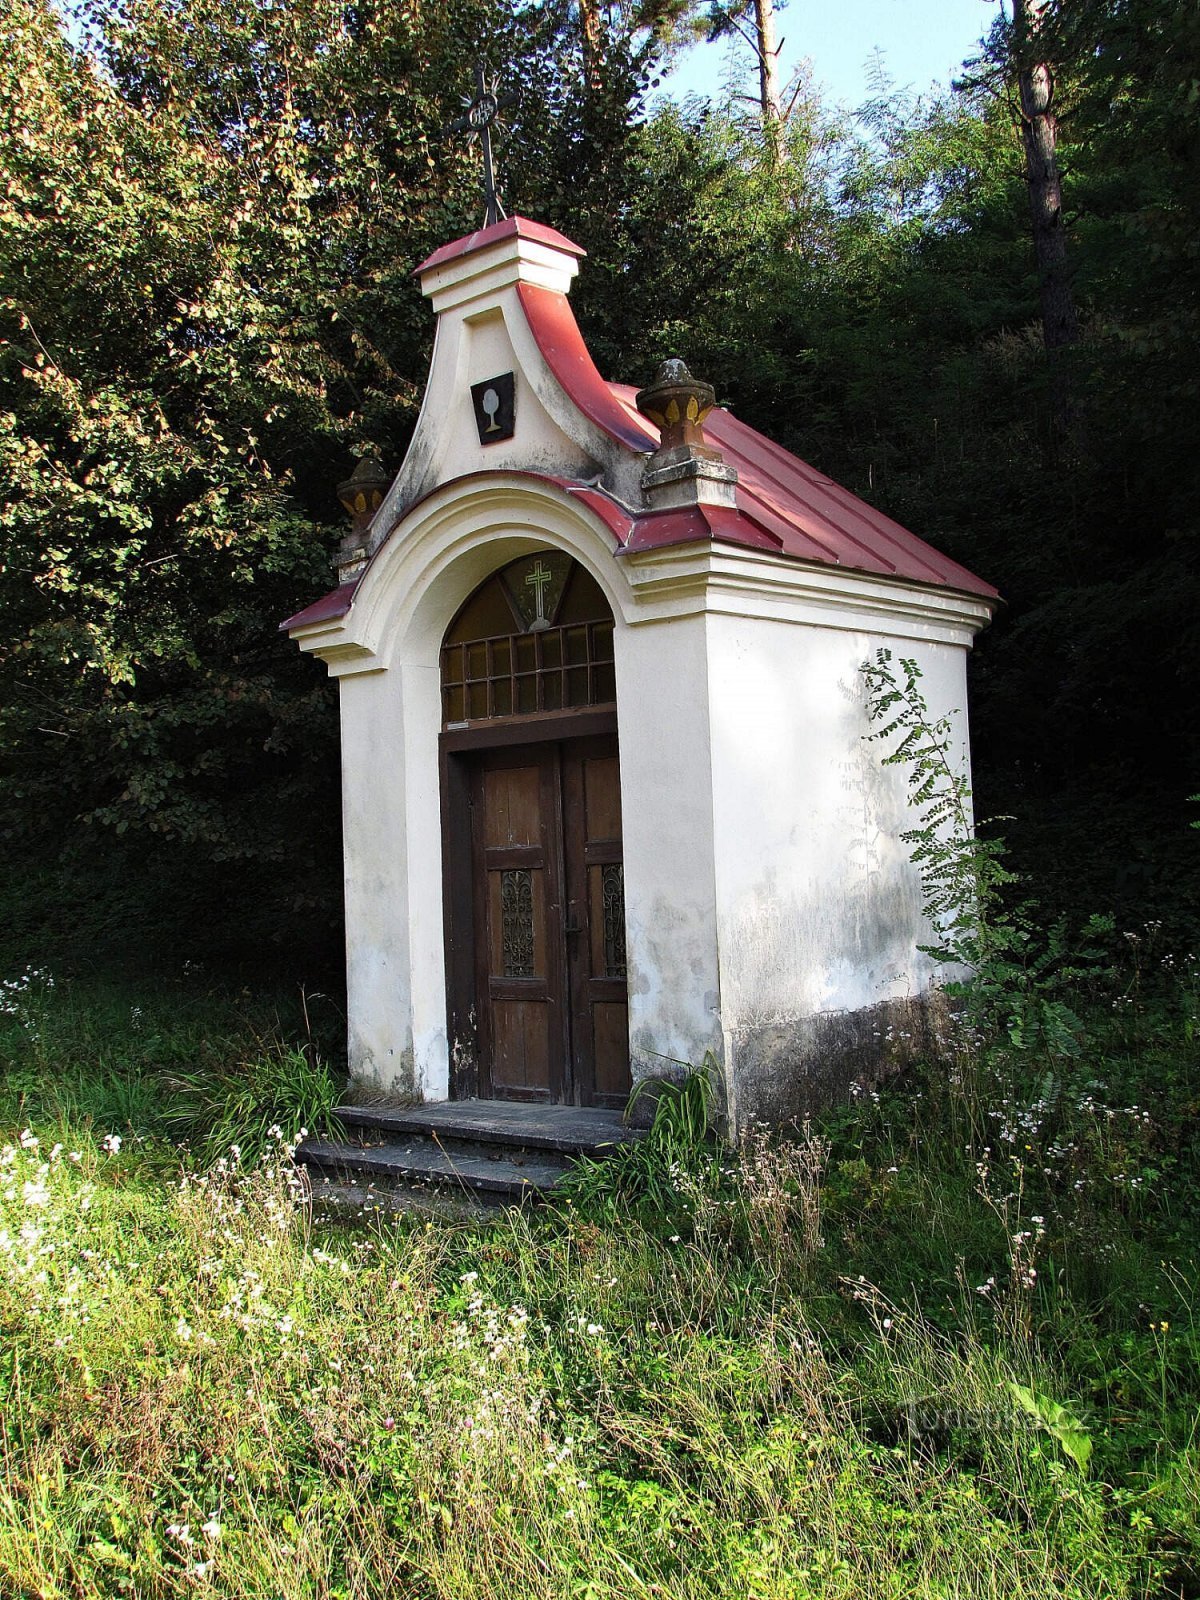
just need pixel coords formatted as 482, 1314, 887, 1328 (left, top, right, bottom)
447, 60, 517, 229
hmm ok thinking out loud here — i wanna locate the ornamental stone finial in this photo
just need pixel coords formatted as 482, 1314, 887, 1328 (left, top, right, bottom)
634, 358, 737, 511
335, 454, 389, 581
337, 455, 389, 531
635, 359, 717, 454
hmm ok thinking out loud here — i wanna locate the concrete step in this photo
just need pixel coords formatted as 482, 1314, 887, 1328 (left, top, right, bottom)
297, 1135, 572, 1201
307, 1172, 498, 1225
332, 1098, 641, 1157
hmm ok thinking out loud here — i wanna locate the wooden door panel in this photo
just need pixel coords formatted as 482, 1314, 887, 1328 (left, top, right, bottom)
483, 764, 543, 848
583, 753, 621, 842
473, 752, 564, 1101
591, 1003, 631, 1099
491, 1001, 552, 1091
454, 736, 629, 1107
564, 741, 631, 1108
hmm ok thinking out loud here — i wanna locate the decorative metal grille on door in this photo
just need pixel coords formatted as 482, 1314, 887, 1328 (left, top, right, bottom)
499, 869, 535, 978
600, 863, 626, 979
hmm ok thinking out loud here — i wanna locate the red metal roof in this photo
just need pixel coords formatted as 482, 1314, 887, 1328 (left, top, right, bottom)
511, 276, 997, 600
603, 385, 998, 598
281, 454, 996, 638
517, 283, 659, 455
284, 220, 997, 633
280, 580, 357, 632
415, 217, 587, 277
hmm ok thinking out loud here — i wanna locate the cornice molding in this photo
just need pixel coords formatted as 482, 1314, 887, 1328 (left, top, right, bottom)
287, 474, 994, 676
621, 543, 995, 645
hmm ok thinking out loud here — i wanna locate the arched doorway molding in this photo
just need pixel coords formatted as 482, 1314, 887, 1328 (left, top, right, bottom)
335, 474, 638, 677
437, 548, 626, 1107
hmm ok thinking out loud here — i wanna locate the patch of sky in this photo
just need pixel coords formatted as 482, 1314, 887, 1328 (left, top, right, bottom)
657, 0, 1005, 118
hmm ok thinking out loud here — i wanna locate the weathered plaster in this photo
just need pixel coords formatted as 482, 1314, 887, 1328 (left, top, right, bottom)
616, 611, 725, 1089
703, 613, 969, 1129
365, 239, 646, 550
727, 992, 950, 1127
301, 482, 984, 1117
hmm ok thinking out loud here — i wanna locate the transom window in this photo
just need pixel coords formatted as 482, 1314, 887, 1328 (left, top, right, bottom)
441, 552, 616, 725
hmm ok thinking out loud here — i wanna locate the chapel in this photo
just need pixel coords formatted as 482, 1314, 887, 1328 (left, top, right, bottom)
284, 213, 998, 1134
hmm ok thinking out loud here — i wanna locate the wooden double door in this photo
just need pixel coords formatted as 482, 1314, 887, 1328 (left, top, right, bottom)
445, 734, 630, 1108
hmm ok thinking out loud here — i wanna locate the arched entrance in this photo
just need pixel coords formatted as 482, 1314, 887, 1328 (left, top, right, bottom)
439, 551, 630, 1108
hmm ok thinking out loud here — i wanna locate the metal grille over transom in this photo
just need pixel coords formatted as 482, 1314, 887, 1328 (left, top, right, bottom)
441, 553, 615, 724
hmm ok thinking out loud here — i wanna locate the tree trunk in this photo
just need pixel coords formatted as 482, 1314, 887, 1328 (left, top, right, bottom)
753, 0, 782, 163
1015, 0, 1079, 365
579, 0, 604, 95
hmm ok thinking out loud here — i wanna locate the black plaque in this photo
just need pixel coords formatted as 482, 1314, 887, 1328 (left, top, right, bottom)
471, 372, 515, 444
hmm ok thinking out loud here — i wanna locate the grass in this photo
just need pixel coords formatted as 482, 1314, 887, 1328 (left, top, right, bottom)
0, 968, 345, 1157
0, 956, 1198, 1599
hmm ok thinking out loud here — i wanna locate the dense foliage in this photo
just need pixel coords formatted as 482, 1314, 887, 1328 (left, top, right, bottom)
1, 0, 1197, 980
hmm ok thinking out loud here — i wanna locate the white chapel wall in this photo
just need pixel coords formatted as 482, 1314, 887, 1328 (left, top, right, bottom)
339, 665, 417, 1097
704, 609, 971, 1125
615, 611, 726, 1084
335, 483, 655, 1102
293, 218, 996, 1123
331, 506, 985, 1118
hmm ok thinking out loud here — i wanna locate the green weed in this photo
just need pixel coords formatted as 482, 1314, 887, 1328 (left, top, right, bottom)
158, 1040, 344, 1164
0, 909, 1197, 1598
557, 1060, 721, 1224
0, 972, 345, 1161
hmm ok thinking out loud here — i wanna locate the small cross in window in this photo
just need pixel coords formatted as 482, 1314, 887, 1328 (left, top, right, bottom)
524, 560, 553, 627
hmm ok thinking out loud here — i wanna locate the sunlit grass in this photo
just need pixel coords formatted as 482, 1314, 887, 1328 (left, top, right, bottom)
0, 965, 1197, 1598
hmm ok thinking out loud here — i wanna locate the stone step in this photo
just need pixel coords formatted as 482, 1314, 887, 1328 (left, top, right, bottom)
324, 1128, 564, 1170
297, 1135, 572, 1201
307, 1171, 502, 1225
332, 1098, 641, 1158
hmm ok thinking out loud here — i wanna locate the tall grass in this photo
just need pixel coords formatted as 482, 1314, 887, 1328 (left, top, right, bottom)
0, 970, 344, 1157
1, 1122, 1191, 1600
0, 956, 1197, 1598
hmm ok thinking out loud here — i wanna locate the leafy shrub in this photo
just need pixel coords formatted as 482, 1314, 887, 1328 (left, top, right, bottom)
862, 648, 1117, 1055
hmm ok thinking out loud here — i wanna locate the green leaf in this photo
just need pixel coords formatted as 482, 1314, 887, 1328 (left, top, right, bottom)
1008, 1381, 1092, 1473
